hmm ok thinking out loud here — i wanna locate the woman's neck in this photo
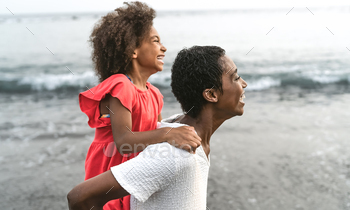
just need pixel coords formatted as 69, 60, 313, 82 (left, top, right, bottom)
178, 108, 226, 157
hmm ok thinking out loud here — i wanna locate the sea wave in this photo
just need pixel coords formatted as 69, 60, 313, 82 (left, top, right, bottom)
245, 77, 281, 91
0, 71, 98, 93
1, 71, 349, 94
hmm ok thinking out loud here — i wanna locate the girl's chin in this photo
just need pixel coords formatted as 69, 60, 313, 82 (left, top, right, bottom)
147, 67, 163, 74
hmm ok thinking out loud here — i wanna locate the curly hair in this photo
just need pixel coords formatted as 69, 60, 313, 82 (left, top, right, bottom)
171, 46, 226, 118
89, 1, 156, 82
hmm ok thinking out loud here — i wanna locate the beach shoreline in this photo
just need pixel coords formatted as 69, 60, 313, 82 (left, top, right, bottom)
1, 92, 349, 209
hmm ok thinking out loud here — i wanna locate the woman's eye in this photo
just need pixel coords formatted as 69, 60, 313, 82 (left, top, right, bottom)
154, 40, 159, 42
235, 76, 241, 81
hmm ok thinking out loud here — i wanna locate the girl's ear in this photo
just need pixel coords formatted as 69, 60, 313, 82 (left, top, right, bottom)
202, 88, 218, 103
132, 51, 137, 59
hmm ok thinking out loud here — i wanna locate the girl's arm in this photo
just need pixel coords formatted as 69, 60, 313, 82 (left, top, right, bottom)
109, 96, 201, 154
67, 170, 128, 210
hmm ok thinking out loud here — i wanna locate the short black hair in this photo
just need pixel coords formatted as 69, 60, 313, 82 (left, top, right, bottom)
171, 46, 226, 118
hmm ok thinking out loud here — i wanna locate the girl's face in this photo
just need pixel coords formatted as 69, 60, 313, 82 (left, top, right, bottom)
132, 26, 167, 74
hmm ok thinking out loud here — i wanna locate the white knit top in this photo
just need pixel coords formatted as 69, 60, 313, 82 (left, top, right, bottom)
111, 121, 210, 210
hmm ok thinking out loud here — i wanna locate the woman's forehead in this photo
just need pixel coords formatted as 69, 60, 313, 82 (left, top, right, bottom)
222, 55, 236, 72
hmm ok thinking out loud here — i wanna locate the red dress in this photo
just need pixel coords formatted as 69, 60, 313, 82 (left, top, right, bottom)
79, 74, 163, 210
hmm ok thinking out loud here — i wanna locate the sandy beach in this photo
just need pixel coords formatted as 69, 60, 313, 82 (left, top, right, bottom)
1, 91, 349, 210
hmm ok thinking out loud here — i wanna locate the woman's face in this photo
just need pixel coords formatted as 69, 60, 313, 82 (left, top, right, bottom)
217, 55, 248, 117
133, 26, 167, 74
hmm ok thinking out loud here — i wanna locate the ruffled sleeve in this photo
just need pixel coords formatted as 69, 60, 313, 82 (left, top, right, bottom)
79, 74, 134, 128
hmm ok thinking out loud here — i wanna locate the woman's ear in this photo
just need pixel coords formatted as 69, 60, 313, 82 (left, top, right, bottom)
202, 88, 218, 103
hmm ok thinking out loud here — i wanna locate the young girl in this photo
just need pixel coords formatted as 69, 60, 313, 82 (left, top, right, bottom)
79, 2, 201, 210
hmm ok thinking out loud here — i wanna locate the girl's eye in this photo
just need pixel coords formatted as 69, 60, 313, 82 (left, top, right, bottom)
154, 40, 159, 43
235, 76, 241, 81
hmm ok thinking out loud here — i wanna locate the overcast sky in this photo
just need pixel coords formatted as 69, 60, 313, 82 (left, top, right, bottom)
1, 0, 350, 15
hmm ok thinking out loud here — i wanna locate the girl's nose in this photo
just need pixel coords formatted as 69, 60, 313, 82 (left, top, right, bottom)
242, 78, 247, 88
161, 44, 167, 52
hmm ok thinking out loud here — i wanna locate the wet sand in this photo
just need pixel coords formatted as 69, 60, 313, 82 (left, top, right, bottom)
1, 92, 350, 209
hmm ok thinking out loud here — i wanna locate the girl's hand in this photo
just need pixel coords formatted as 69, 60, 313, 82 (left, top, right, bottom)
164, 126, 202, 153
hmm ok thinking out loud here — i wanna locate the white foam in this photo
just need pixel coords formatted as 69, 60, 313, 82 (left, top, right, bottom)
245, 77, 281, 91
311, 76, 341, 84
18, 71, 98, 91
302, 69, 349, 84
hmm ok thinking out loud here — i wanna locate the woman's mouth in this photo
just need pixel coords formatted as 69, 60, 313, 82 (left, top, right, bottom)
240, 92, 245, 103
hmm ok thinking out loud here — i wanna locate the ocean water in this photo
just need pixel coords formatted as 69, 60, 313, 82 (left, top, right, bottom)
1, 7, 350, 95
1, 6, 350, 209
1, 7, 350, 140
